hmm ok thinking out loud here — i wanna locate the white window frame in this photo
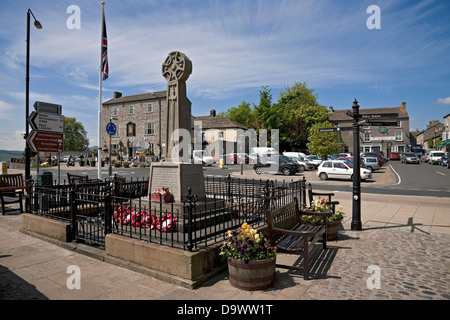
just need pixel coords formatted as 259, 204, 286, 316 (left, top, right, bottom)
395, 132, 403, 141
363, 133, 371, 142
146, 103, 153, 113
128, 105, 134, 115
145, 122, 155, 135
396, 120, 402, 128
112, 106, 118, 117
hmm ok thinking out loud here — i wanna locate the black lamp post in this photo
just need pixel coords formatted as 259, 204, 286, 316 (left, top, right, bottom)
25, 9, 42, 182
351, 99, 362, 230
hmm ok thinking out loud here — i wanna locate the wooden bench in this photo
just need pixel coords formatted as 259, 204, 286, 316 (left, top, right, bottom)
67, 173, 89, 184
266, 197, 332, 280
0, 174, 29, 215
307, 183, 339, 213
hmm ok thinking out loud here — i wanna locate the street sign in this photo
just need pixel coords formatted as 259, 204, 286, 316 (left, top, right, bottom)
106, 122, 117, 136
357, 118, 368, 126
365, 121, 398, 126
33, 101, 62, 115
28, 111, 64, 133
27, 131, 64, 153
360, 113, 398, 119
319, 127, 352, 132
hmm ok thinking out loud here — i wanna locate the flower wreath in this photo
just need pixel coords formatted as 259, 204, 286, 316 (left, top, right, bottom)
113, 206, 177, 232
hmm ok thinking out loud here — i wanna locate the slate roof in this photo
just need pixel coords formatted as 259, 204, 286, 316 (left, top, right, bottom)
103, 91, 167, 105
193, 115, 248, 130
330, 106, 409, 121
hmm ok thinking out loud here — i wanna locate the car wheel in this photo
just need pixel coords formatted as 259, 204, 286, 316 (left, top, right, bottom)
298, 165, 305, 171
282, 167, 291, 176
255, 167, 262, 175
368, 166, 373, 172
319, 172, 328, 180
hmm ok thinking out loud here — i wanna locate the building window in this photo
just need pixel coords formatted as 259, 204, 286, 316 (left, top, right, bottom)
145, 122, 155, 135
218, 131, 224, 139
112, 107, 118, 117
128, 105, 134, 115
127, 122, 136, 137
395, 132, 403, 141
363, 133, 371, 142
146, 103, 153, 113
396, 121, 401, 128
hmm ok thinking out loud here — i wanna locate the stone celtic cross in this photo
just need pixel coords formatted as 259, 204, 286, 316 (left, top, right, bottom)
161, 51, 192, 162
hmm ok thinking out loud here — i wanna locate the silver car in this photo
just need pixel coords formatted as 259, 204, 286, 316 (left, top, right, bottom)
291, 157, 315, 171
362, 157, 380, 172
401, 152, 420, 164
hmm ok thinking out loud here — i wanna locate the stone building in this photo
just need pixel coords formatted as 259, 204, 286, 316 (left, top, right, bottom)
329, 102, 410, 156
102, 91, 169, 160
416, 120, 445, 150
102, 92, 247, 161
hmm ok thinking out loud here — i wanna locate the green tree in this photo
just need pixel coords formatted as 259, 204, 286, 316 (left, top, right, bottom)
307, 122, 343, 158
218, 101, 257, 128
64, 117, 89, 151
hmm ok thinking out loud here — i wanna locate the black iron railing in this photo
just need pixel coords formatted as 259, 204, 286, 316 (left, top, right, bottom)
29, 175, 306, 251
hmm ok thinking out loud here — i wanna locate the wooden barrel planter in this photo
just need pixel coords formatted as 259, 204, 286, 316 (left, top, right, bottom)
228, 258, 275, 291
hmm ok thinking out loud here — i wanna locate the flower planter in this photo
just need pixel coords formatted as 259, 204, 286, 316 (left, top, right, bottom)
325, 220, 341, 241
227, 258, 276, 291
151, 192, 172, 203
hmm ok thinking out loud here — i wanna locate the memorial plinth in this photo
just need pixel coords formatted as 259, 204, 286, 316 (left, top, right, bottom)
149, 162, 205, 203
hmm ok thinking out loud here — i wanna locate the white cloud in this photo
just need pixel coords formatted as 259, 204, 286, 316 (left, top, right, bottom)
437, 97, 450, 104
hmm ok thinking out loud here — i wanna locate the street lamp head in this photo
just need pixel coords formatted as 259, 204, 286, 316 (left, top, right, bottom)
34, 20, 42, 29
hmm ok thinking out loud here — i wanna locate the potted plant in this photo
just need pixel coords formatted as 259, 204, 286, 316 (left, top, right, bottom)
123, 161, 129, 168
151, 187, 172, 202
219, 222, 277, 291
301, 197, 345, 241
114, 160, 121, 168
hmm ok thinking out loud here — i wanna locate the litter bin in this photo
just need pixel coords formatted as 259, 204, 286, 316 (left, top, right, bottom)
37, 171, 53, 186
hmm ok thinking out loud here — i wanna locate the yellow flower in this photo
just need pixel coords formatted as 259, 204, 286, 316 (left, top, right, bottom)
242, 223, 248, 229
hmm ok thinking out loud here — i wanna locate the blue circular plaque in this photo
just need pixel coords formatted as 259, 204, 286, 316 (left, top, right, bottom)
106, 122, 116, 136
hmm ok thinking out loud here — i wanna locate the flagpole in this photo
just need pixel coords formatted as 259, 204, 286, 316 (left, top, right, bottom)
97, 1, 105, 180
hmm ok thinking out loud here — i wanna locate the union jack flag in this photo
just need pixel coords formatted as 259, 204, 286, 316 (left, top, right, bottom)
102, 11, 108, 81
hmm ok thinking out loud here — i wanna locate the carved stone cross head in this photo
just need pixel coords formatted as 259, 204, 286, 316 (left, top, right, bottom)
162, 51, 192, 83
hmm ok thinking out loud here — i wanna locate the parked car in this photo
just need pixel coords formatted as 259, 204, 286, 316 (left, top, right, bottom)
422, 150, 433, 163
388, 152, 401, 161
236, 153, 249, 164
400, 152, 420, 164
428, 151, 446, 165
316, 160, 372, 181
362, 157, 380, 172
438, 155, 448, 167
336, 157, 365, 168
253, 155, 299, 176
305, 155, 323, 167
328, 153, 349, 160
289, 157, 314, 171
192, 150, 214, 166
361, 152, 383, 166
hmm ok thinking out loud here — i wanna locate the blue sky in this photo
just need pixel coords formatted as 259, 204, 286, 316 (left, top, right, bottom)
0, 0, 449, 150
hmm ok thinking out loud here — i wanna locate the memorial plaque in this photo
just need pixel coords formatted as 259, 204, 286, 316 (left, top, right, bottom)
149, 162, 205, 203
150, 166, 180, 199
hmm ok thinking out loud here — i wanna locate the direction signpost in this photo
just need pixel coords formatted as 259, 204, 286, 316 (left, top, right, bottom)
28, 111, 64, 133
27, 101, 64, 184
318, 104, 401, 231
26, 131, 64, 153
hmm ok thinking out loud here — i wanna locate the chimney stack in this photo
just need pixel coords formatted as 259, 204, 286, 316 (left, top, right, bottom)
114, 91, 122, 99
210, 109, 216, 117
401, 101, 406, 110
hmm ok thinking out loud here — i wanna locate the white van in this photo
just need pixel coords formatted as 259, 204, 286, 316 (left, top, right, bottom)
192, 150, 214, 166
283, 151, 306, 159
249, 147, 279, 163
429, 151, 445, 165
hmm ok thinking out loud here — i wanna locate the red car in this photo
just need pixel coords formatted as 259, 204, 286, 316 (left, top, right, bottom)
337, 157, 365, 168
389, 152, 401, 161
